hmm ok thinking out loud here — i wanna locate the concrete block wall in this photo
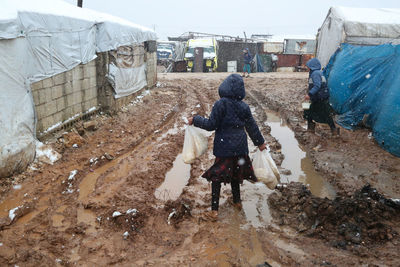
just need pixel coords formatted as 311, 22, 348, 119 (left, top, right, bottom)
146, 51, 157, 87
31, 60, 98, 135
32, 41, 158, 137
97, 41, 158, 114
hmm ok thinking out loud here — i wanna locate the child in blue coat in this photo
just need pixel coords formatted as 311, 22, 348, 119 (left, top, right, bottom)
188, 74, 266, 221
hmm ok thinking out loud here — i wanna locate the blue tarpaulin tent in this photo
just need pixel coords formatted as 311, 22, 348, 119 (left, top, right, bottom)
324, 43, 400, 157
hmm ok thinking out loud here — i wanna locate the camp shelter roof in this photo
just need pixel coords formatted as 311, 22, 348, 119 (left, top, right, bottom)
0, 0, 156, 178
317, 6, 400, 67
0, 0, 157, 50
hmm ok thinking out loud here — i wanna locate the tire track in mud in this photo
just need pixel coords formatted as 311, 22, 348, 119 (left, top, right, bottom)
77, 85, 186, 203
0, 85, 189, 265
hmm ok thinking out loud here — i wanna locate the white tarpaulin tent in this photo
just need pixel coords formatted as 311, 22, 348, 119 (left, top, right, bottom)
317, 6, 400, 67
0, 0, 156, 177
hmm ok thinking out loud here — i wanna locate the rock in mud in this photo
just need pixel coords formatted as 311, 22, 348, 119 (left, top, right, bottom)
83, 120, 98, 131
62, 130, 86, 148
268, 182, 400, 247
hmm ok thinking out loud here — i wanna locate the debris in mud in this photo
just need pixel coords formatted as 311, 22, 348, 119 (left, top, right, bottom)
104, 153, 114, 160
268, 182, 400, 247
103, 208, 145, 239
164, 199, 192, 227
0, 204, 33, 229
62, 130, 86, 148
35, 142, 61, 165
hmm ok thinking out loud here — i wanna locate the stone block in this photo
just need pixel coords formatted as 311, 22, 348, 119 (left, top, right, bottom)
64, 82, 73, 95
84, 88, 96, 101
45, 100, 57, 116
42, 77, 54, 88
38, 89, 51, 105
73, 104, 82, 115
66, 93, 75, 107
72, 65, 83, 80
56, 97, 66, 112
89, 65, 97, 77
89, 76, 96, 88
82, 78, 90, 90
64, 106, 74, 119
31, 80, 43, 91
53, 72, 66, 86
52, 85, 63, 100
83, 64, 96, 79
32, 90, 40, 105
35, 104, 46, 120
41, 116, 55, 132
83, 100, 91, 111
73, 91, 83, 104
53, 111, 63, 124
72, 79, 82, 92
65, 70, 73, 81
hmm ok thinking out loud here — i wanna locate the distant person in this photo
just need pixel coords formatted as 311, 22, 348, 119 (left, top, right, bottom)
242, 48, 252, 77
304, 58, 339, 136
188, 74, 266, 221
271, 54, 278, 72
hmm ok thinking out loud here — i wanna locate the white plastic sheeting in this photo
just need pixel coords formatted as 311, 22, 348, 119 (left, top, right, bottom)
107, 44, 148, 98
108, 64, 147, 99
0, 0, 156, 177
317, 7, 400, 67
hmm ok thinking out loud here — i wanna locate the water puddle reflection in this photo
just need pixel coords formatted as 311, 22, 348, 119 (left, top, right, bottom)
155, 154, 191, 201
266, 111, 336, 199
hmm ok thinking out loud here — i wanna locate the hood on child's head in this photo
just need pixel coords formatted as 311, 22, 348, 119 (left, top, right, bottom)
306, 58, 321, 71
218, 74, 245, 100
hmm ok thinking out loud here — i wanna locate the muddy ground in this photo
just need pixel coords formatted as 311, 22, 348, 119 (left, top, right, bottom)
0, 72, 399, 266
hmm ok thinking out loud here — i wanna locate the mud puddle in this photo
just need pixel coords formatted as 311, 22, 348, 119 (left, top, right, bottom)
266, 110, 335, 199
155, 154, 191, 201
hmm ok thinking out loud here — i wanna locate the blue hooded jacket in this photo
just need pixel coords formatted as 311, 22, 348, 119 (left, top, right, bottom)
243, 48, 252, 64
306, 58, 329, 102
193, 74, 265, 157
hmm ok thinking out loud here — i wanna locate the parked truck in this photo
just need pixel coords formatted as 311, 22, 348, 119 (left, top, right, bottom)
184, 38, 218, 72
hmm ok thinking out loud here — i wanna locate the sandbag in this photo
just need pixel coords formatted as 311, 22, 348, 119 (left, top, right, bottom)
182, 125, 208, 164
253, 149, 280, 189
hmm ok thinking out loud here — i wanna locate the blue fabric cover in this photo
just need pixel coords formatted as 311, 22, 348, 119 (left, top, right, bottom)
324, 43, 400, 157
193, 74, 265, 157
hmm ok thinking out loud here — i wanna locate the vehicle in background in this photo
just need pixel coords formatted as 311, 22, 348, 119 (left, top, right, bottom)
157, 42, 175, 66
184, 38, 218, 72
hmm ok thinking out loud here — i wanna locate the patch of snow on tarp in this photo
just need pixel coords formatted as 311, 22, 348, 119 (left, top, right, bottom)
0, 0, 156, 177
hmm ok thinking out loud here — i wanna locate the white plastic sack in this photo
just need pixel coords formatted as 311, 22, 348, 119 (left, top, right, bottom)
182, 125, 208, 164
253, 149, 280, 189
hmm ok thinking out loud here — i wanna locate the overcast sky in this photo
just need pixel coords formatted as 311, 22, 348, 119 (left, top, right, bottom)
63, 0, 399, 40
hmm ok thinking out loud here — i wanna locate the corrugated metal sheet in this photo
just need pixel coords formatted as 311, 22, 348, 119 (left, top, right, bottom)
263, 42, 284, 53
277, 54, 314, 69
216, 41, 258, 72
284, 39, 316, 55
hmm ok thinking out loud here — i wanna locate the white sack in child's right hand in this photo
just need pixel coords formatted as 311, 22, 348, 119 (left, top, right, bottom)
182, 125, 208, 164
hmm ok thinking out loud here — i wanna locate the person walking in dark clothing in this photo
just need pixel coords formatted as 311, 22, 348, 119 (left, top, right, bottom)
188, 74, 266, 221
242, 48, 252, 77
304, 58, 339, 136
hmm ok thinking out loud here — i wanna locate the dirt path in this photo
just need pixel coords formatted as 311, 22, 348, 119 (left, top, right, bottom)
0, 73, 399, 266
